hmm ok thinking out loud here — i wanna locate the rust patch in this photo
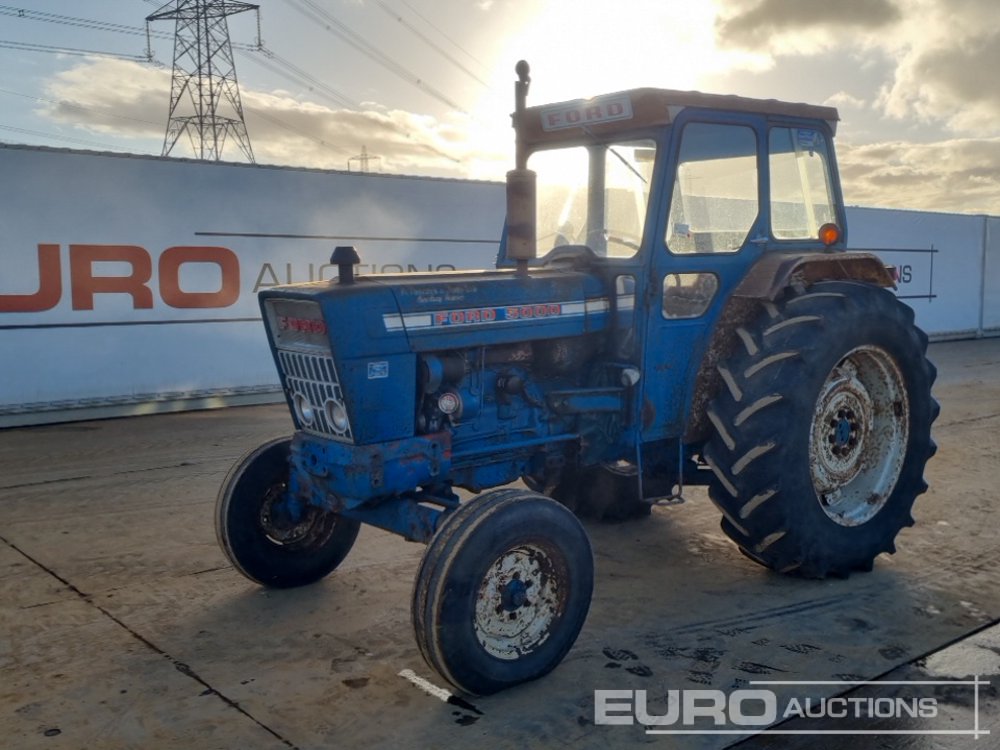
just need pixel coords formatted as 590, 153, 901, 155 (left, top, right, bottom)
734, 252, 895, 302
641, 399, 656, 430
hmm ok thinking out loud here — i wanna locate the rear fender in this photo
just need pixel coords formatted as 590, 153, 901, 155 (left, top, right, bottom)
683, 252, 895, 443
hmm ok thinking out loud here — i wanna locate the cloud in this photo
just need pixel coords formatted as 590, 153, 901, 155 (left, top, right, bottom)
717, 0, 901, 52
33, 36, 1000, 215
824, 91, 866, 109
717, 0, 1000, 135
39, 58, 504, 177
838, 137, 1000, 213
43, 58, 169, 140
880, 27, 1000, 132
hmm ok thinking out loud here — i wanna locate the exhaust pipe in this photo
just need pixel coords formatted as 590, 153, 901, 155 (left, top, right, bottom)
507, 60, 536, 274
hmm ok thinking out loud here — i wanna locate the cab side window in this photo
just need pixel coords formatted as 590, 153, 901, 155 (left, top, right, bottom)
769, 127, 837, 240
666, 123, 758, 254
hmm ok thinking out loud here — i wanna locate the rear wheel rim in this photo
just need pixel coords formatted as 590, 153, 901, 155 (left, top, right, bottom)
810, 345, 909, 526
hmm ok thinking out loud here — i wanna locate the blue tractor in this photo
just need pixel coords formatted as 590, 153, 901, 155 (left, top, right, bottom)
216, 62, 938, 695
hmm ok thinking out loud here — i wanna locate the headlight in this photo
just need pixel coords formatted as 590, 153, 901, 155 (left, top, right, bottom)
293, 393, 316, 425
325, 400, 349, 434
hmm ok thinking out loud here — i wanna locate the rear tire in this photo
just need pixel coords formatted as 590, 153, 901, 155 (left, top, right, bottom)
530, 463, 652, 522
216, 437, 361, 588
703, 282, 938, 578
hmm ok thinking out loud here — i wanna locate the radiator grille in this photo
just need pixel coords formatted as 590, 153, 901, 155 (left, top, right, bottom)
277, 349, 353, 442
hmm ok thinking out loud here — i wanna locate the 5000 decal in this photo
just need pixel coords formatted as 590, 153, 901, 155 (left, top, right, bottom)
383, 299, 610, 332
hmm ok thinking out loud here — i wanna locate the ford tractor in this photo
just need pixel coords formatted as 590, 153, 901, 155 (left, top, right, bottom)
216, 62, 938, 695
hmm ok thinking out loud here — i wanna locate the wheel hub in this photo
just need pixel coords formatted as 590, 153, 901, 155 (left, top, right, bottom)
474, 545, 560, 661
259, 484, 320, 545
815, 381, 871, 486
500, 578, 529, 611
833, 415, 853, 447
809, 346, 909, 526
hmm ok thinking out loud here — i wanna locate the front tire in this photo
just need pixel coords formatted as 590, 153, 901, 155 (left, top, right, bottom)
216, 437, 361, 588
412, 488, 594, 695
703, 282, 938, 578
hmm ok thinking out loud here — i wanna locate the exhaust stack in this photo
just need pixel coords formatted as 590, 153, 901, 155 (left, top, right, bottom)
506, 60, 537, 274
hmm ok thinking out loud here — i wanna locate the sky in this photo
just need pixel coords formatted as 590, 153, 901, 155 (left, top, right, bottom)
0, 0, 999, 215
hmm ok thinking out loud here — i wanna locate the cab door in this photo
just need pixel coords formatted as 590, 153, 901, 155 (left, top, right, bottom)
638, 112, 769, 441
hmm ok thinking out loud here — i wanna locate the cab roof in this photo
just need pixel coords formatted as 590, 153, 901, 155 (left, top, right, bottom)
517, 87, 840, 147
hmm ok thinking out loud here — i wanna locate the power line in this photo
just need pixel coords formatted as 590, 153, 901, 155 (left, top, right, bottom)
2, 0, 466, 166
284, 0, 468, 113
0, 3, 355, 156
153, 2, 360, 109
245, 106, 353, 156
397, 0, 489, 73
0, 84, 350, 160
1, 2, 356, 111
0, 4, 170, 38
0, 123, 125, 151
0, 87, 161, 127
0, 39, 148, 61
374, 0, 488, 88
234, 43, 357, 109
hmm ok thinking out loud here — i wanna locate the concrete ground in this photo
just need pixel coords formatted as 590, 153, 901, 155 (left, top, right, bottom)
1, 339, 998, 750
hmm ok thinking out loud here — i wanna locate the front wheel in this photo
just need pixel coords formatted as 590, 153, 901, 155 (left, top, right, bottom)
703, 281, 938, 578
216, 437, 360, 588
412, 488, 594, 695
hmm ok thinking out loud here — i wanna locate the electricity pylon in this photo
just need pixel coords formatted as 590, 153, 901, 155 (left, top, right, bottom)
146, 0, 259, 162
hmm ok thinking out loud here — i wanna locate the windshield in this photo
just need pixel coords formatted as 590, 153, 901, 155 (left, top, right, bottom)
530, 139, 656, 259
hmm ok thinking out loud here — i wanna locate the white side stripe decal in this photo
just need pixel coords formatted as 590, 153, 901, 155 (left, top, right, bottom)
382, 295, 635, 333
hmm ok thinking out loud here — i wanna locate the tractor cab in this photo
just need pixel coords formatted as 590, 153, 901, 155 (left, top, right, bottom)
502, 74, 846, 272
500, 67, 870, 447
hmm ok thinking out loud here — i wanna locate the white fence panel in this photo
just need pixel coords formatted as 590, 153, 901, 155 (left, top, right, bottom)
983, 217, 1000, 333
846, 207, 985, 338
0, 146, 502, 425
2, 145, 995, 426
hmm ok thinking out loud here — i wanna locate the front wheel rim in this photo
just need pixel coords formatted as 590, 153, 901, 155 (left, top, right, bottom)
473, 544, 563, 661
809, 345, 910, 526
258, 483, 334, 548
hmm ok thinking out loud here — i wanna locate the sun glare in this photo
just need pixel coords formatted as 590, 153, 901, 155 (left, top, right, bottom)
464, 0, 765, 179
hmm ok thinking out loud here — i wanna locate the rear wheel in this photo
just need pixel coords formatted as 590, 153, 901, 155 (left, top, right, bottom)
703, 281, 938, 577
528, 463, 652, 522
216, 437, 360, 588
412, 488, 593, 695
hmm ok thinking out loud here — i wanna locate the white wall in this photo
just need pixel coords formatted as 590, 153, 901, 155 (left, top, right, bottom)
0, 145, 501, 425
1, 145, 996, 426
847, 206, 985, 337
984, 217, 1000, 333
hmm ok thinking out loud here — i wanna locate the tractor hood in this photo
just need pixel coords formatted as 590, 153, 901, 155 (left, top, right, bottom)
259, 268, 614, 355
257, 268, 616, 445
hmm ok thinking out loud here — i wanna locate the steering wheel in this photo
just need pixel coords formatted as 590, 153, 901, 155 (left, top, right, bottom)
539, 244, 600, 269
606, 234, 641, 252
585, 228, 641, 254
